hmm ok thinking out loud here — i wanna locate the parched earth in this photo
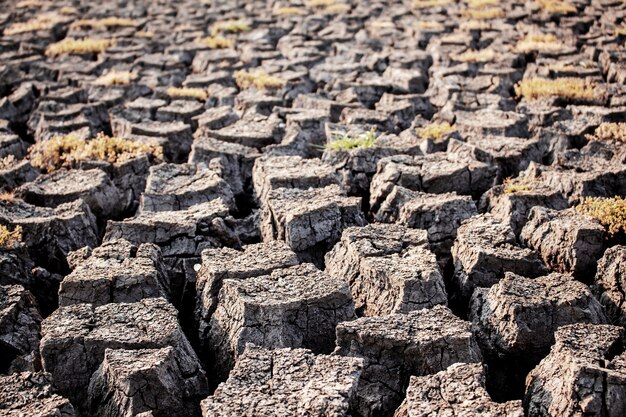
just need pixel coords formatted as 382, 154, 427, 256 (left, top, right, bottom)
0, 0, 625, 416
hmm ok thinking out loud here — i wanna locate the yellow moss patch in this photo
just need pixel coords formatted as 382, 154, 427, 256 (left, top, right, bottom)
167, 87, 208, 101
0, 225, 22, 249
515, 78, 598, 100
324, 4, 351, 13
273, 7, 307, 15
417, 21, 445, 31
416, 122, 456, 140
413, 0, 453, 8
93, 70, 137, 86
60, 6, 78, 15
306, 0, 336, 6
503, 176, 534, 194
71, 17, 137, 29
616, 27, 626, 36
45, 38, 115, 57
453, 48, 496, 63
590, 123, 626, 142
29, 133, 162, 172
577, 196, 626, 235
4, 14, 63, 36
210, 20, 251, 36
234, 70, 285, 90
326, 130, 377, 150
463, 7, 505, 19
515, 33, 564, 53
460, 20, 491, 30
468, 0, 499, 8
136, 31, 155, 38
197, 35, 233, 49
537, 0, 576, 13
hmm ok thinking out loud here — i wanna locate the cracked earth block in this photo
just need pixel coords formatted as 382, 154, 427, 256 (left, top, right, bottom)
40, 298, 206, 407
452, 214, 546, 300
195, 241, 299, 344
88, 346, 208, 417
479, 182, 569, 235
594, 245, 626, 326
0, 199, 98, 271
369, 153, 495, 212
0, 372, 75, 417
525, 323, 626, 417
469, 272, 607, 359
252, 155, 340, 204
16, 168, 122, 218
0, 285, 41, 373
208, 263, 355, 380
335, 305, 482, 417
325, 224, 446, 316
260, 184, 365, 253
59, 239, 169, 307
520, 207, 605, 279
104, 199, 240, 298
393, 363, 523, 417
201, 345, 363, 417
141, 163, 235, 212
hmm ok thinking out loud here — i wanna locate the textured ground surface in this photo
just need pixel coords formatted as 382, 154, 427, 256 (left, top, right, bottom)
0, 0, 625, 416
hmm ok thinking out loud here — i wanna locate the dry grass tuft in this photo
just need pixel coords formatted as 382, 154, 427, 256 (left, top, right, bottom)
210, 20, 251, 36
197, 35, 233, 49
577, 196, 626, 235
0, 192, 15, 202
306, 0, 336, 6
93, 70, 137, 86
167, 87, 208, 101
463, 7, 505, 19
326, 129, 377, 150
413, 0, 453, 8
515, 33, 564, 53
0, 225, 22, 249
71, 17, 137, 29
136, 31, 154, 38
4, 14, 63, 36
416, 122, 456, 140
537, 0, 576, 13
274, 7, 307, 15
417, 21, 445, 31
29, 133, 162, 172
616, 27, 626, 36
468, 0, 499, 8
514, 77, 597, 100
16, 0, 41, 9
323, 4, 351, 13
452, 48, 496, 63
589, 123, 626, 142
503, 176, 534, 194
460, 20, 491, 30
60, 6, 78, 15
234, 70, 285, 90
45, 37, 115, 57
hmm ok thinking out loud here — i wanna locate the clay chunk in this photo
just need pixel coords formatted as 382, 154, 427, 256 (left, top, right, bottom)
0, 285, 41, 373
0, 372, 75, 417
594, 245, 626, 326
325, 224, 446, 316
335, 305, 482, 417
201, 345, 363, 417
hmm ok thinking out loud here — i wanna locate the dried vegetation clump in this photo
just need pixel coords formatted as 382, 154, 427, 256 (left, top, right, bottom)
71, 17, 137, 29
577, 196, 626, 235
503, 176, 535, 194
416, 122, 456, 140
4, 13, 63, 36
210, 20, 251, 36
515, 33, 564, 53
29, 133, 162, 172
0, 155, 17, 171
167, 87, 208, 101
45, 37, 115, 56
93, 70, 137, 86
588, 123, 626, 142
514, 77, 598, 100
274, 7, 307, 15
452, 48, 496, 62
197, 35, 233, 49
463, 7, 505, 19
326, 129, 377, 150
537, 0, 576, 14
234, 70, 285, 90
0, 225, 22, 249
413, 0, 453, 8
